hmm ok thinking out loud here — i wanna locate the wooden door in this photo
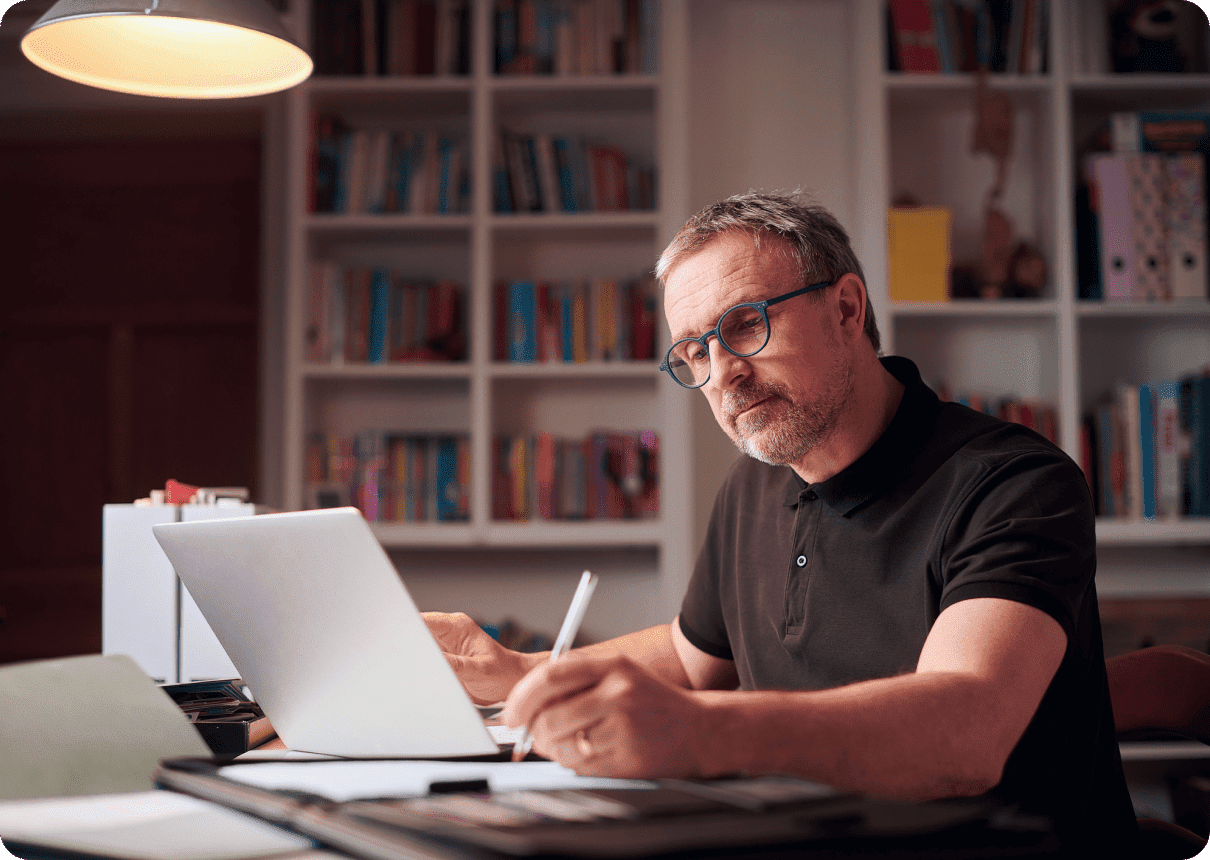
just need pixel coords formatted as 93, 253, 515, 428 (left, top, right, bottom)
0, 137, 261, 664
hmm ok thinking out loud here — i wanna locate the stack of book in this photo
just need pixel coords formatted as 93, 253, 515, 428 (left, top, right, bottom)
1077, 111, 1209, 302
310, 0, 472, 77
886, 0, 1048, 74
494, 0, 659, 76
307, 263, 466, 365
936, 385, 1058, 443
493, 430, 659, 521
312, 119, 471, 216
493, 130, 655, 214
1084, 372, 1210, 520
494, 276, 657, 363
307, 431, 471, 523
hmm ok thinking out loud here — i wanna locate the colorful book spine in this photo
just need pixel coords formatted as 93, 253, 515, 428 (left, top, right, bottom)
1155, 380, 1181, 518
492, 430, 660, 522
308, 262, 467, 365
1137, 383, 1157, 519
888, 0, 942, 72
507, 280, 538, 362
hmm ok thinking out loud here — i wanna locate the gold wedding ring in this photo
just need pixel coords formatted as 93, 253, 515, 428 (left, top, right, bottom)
574, 729, 593, 759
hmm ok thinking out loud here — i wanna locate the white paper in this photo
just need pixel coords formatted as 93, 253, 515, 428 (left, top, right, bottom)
224, 760, 655, 803
0, 791, 314, 860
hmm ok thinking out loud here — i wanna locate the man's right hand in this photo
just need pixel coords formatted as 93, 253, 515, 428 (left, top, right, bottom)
423, 611, 544, 705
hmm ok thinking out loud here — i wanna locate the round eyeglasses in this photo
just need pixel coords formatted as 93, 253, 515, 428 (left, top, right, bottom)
660, 279, 834, 389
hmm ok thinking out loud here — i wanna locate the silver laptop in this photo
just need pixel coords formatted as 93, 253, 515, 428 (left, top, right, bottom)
152, 507, 498, 758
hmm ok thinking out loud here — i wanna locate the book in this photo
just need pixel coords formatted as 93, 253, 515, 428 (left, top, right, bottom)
1166, 152, 1208, 301
1137, 382, 1157, 520
888, 0, 942, 72
1126, 154, 1168, 301
1088, 154, 1136, 302
1155, 380, 1181, 518
507, 280, 538, 362
1118, 382, 1143, 519
887, 207, 951, 301
1096, 398, 1125, 517
1110, 111, 1210, 155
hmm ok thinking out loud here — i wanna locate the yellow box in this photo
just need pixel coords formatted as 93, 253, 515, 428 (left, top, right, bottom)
888, 207, 952, 302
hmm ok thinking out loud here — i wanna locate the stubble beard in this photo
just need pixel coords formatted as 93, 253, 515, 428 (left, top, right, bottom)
722, 353, 855, 467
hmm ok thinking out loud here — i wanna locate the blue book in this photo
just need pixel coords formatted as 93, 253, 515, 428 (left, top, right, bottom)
559, 284, 574, 363
332, 131, 356, 214
368, 268, 391, 364
535, 0, 555, 72
1138, 383, 1157, 519
389, 131, 413, 214
1192, 376, 1210, 517
495, 0, 516, 72
508, 281, 537, 362
552, 137, 579, 211
434, 436, 459, 521
437, 136, 453, 214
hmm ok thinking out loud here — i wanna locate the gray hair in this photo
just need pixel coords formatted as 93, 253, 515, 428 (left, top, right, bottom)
656, 191, 881, 353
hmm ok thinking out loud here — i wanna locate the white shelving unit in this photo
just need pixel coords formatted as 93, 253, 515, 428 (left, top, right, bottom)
853, 0, 1210, 819
854, 0, 1210, 588
273, 0, 693, 638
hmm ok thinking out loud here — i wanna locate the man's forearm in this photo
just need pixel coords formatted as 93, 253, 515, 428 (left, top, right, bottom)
562, 623, 694, 689
694, 671, 1017, 801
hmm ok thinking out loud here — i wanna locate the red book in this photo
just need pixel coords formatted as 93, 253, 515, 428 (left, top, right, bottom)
535, 432, 557, 520
587, 145, 629, 211
888, 0, 941, 73
630, 275, 656, 360
636, 431, 659, 517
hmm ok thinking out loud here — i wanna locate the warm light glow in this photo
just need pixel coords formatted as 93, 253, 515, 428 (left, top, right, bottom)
21, 14, 312, 99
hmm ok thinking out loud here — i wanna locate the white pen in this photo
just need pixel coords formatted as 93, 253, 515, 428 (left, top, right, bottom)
512, 570, 598, 761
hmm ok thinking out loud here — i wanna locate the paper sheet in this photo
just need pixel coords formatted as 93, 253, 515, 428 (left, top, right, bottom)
0, 791, 315, 860
223, 759, 656, 802
0, 654, 211, 800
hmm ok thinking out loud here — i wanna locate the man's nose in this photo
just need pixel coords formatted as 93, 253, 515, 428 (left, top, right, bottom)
707, 338, 750, 391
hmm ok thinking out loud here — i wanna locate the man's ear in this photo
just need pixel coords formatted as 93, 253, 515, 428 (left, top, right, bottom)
833, 274, 867, 342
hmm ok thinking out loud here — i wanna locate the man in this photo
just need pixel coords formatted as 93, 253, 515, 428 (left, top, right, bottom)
425, 192, 1138, 854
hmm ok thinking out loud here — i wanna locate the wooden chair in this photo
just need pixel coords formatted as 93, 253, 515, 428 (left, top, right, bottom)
1106, 644, 1210, 859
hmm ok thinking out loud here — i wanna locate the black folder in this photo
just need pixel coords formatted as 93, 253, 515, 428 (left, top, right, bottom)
154, 757, 1059, 859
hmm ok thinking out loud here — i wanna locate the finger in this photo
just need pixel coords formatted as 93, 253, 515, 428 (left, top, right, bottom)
501, 653, 610, 729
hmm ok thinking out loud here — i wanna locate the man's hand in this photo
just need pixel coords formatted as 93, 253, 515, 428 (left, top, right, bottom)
501, 652, 716, 778
423, 611, 542, 705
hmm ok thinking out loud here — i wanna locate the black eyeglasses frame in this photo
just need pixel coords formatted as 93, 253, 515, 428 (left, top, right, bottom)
659, 279, 835, 389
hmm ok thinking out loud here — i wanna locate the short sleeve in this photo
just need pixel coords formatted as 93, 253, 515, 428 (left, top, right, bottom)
678, 476, 737, 661
938, 450, 1096, 641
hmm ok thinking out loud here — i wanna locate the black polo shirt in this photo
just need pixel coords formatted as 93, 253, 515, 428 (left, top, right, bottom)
680, 356, 1138, 855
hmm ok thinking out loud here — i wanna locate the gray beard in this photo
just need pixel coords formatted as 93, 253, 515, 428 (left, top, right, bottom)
723, 359, 854, 467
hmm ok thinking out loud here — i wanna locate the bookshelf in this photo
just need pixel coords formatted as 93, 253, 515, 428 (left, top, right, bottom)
855, 0, 1210, 580
855, 0, 1210, 817
275, 0, 693, 635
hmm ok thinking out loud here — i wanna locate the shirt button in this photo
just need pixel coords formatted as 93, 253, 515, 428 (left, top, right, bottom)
803, 490, 817, 501
796, 555, 807, 567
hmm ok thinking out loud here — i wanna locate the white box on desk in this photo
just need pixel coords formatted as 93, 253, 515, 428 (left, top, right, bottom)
102, 501, 266, 685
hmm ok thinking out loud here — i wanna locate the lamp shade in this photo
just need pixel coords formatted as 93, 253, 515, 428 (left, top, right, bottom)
20, 0, 313, 99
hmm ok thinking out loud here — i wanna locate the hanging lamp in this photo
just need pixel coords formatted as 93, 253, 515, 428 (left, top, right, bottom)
20, 0, 313, 99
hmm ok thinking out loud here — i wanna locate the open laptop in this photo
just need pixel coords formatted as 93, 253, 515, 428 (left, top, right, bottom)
152, 507, 499, 758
